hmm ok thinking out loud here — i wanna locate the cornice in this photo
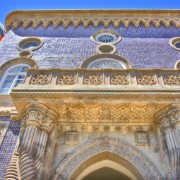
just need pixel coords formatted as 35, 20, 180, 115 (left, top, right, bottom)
5, 9, 180, 30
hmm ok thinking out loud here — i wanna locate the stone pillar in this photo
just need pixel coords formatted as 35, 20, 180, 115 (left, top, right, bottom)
155, 104, 180, 180
5, 103, 58, 180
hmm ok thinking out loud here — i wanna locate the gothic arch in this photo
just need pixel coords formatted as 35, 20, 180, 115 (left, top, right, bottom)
53, 137, 162, 180
80, 54, 132, 69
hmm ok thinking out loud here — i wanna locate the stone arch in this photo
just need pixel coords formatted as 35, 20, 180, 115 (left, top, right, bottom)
0, 57, 38, 79
80, 54, 132, 69
53, 137, 162, 180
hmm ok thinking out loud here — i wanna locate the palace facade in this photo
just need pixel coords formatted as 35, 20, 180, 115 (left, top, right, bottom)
0, 10, 180, 180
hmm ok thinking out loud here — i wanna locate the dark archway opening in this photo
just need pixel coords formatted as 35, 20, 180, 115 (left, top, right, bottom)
83, 167, 131, 180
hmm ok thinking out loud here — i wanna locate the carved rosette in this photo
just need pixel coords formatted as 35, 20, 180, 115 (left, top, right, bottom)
110, 74, 129, 85
137, 74, 157, 85
57, 73, 77, 85
164, 74, 180, 85
83, 73, 103, 85
31, 74, 51, 85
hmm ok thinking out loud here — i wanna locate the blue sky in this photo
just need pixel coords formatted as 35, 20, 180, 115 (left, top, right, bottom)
0, 0, 180, 26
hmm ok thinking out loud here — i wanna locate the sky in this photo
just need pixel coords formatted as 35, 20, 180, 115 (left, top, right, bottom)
0, 0, 180, 26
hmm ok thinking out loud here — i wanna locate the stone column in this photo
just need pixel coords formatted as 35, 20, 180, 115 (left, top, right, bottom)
5, 103, 58, 180
155, 104, 180, 180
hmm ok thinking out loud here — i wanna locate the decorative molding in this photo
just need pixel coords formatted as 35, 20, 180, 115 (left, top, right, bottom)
83, 73, 103, 85
53, 137, 162, 180
90, 29, 121, 45
155, 104, 180, 132
57, 73, 77, 85
17, 37, 44, 51
5, 10, 180, 30
164, 74, 180, 85
137, 74, 157, 85
31, 74, 51, 85
110, 73, 129, 85
64, 131, 79, 145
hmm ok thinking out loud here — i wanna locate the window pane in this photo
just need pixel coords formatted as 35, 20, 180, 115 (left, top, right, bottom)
0, 88, 9, 94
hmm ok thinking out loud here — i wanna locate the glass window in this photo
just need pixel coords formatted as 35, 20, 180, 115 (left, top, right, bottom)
0, 64, 29, 94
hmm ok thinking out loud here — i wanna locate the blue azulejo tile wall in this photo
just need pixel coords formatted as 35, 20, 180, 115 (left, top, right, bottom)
0, 117, 20, 180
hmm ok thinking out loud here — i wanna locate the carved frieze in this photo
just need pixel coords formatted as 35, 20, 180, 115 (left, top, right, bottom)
83, 73, 103, 85
58, 73, 77, 85
110, 74, 129, 85
56, 103, 157, 123
31, 74, 51, 85
164, 74, 180, 85
137, 74, 157, 85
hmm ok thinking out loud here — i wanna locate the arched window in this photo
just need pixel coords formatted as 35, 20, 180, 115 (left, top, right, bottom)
81, 54, 132, 69
0, 64, 30, 94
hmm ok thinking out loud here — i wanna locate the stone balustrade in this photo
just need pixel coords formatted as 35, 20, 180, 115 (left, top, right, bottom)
21, 68, 180, 87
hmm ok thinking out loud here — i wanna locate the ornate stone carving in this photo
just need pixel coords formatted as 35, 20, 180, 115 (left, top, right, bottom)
6, 10, 180, 30
5, 103, 58, 180
53, 137, 162, 180
111, 74, 129, 85
134, 131, 150, 146
64, 131, 79, 145
155, 104, 180, 179
0, 121, 9, 147
83, 73, 103, 85
57, 73, 77, 85
31, 74, 51, 85
137, 74, 157, 85
164, 74, 180, 85
56, 103, 157, 123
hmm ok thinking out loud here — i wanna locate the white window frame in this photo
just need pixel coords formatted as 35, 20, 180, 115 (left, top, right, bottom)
0, 64, 30, 94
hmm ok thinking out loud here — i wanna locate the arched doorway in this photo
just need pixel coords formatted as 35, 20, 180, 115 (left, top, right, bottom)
53, 137, 162, 180
83, 167, 131, 180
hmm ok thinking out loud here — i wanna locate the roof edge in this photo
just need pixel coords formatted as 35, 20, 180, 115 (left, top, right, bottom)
5, 9, 180, 30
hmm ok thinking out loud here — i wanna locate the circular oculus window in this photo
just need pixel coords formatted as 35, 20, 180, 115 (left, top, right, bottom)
96, 44, 116, 54
90, 30, 121, 45
169, 37, 180, 51
17, 37, 44, 51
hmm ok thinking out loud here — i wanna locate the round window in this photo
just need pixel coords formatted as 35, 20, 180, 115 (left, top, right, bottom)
17, 37, 44, 51
96, 33, 117, 44
169, 37, 180, 51
90, 30, 121, 45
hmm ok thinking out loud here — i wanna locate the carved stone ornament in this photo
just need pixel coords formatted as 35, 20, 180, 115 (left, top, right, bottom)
31, 74, 51, 85
6, 10, 180, 30
164, 74, 180, 85
111, 74, 129, 85
155, 104, 180, 132
56, 103, 157, 123
83, 73, 103, 85
53, 137, 162, 180
0, 121, 10, 147
137, 74, 157, 85
134, 131, 150, 146
26, 109, 55, 133
58, 73, 77, 85
64, 131, 78, 145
